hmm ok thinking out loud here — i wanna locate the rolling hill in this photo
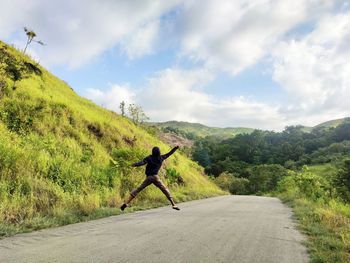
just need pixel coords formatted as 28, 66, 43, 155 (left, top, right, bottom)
151, 121, 254, 139
0, 41, 223, 236
294, 118, 350, 133
314, 117, 350, 129
153, 117, 350, 142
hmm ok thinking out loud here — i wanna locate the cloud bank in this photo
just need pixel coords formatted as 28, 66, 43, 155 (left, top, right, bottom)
86, 68, 284, 130
1, 0, 350, 130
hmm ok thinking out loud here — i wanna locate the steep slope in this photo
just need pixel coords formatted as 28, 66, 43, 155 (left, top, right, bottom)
0, 41, 223, 236
151, 120, 254, 139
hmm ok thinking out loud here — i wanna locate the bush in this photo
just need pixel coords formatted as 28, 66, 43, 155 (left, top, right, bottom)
246, 164, 288, 194
165, 168, 185, 186
278, 167, 333, 201
214, 172, 249, 194
229, 177, 250, 194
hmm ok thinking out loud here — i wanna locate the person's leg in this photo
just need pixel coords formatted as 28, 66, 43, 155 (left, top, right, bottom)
153, 175, 180, 210
121, 177, 152, 210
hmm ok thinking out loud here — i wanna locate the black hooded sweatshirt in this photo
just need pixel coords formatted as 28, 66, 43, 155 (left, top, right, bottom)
132, 146, 178, 176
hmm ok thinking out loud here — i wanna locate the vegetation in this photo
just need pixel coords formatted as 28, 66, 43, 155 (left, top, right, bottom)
0, 40, 224, 237
192, 125, 350, 177
119, 101, 126, 117
277, 166, 350, 263
1, 37, 349, 261
127, 103, 149, 125
191, 124, 350, 262
314, 117, 350, 129
23, 27, 44, 54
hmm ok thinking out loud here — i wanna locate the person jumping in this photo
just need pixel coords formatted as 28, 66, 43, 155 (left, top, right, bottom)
120, 146, 181, 211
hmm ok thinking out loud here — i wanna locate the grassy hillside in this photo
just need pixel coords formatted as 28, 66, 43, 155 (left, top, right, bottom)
151, 121, 254, 139
314, 117, 350, 129
0, 41, 224, 237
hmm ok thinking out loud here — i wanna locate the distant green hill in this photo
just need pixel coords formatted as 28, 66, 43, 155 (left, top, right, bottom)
314, 117, 350, 129
152, 117, 350, 141
297, 118, 350, 133
151, 121, 254, 139
0, 41, 223, 236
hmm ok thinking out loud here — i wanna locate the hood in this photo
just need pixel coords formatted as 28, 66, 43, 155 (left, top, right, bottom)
152, 146, 161, 157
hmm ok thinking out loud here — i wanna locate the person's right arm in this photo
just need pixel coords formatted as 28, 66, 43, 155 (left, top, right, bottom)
132, 158, 148, 167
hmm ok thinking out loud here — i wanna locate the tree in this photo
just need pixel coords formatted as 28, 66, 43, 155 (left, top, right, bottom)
335, 159, 350, 201
192, 143, 211, 167
333, 123, 350, 142
119, 101, 126, 116
23, 27, 44, 54
246, 164, 288, 193
127, 103, 149, 125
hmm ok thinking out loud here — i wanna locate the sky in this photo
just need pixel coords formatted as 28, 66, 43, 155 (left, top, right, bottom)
1, 0, 350, 131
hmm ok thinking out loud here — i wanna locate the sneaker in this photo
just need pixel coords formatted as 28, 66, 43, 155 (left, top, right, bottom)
172, 206, 180, 211
120, 204, 127, 211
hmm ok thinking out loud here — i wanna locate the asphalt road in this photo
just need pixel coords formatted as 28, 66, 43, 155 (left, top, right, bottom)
0, 196, 309, 263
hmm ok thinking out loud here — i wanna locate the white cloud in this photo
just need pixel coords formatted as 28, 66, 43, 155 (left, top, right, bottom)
141, 69, 284, 129
138, 68, 214, 122
85, 84, 135, 111
0, 0, 182, 67
172, 0, 332, 74
86, 68, 285, 130
121, 20, 160, 59
1, 0, 333, 71
272, 11, 350, 126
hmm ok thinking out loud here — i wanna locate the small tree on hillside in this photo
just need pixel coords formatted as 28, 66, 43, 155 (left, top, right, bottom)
119, 101, 126, 116
23, 27, 45, 54
128, 103, 149, 125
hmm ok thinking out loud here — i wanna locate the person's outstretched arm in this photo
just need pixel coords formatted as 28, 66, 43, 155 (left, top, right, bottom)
162, 146, 179, 160
132, 158, 148, 167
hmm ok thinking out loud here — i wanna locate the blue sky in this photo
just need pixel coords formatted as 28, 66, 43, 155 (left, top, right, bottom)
1, 0, 350, 130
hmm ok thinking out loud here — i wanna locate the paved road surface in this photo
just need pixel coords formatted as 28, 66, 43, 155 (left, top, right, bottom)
0, 196, 309, 263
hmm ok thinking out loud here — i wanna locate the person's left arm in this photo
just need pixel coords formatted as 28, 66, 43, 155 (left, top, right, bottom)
162, 146, 179, 160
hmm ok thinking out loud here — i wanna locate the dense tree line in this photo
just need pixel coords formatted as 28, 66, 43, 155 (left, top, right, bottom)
193, 123, 350, 176
192, 123, 350, 198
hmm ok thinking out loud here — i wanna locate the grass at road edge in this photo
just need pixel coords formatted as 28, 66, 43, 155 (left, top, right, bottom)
278, 194, 350, 263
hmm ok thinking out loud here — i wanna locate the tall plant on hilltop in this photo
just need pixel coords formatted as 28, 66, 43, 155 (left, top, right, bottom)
119, 101, 126, 116
23, 27, 44, 54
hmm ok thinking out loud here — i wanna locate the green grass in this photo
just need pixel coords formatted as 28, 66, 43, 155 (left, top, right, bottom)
279, 196, 350, 263
307, 164, 338, 175
277, 164, 350, 262
0, 40, 225, 238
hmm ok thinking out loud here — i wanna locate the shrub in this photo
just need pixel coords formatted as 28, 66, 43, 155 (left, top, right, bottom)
229, 177, 250, 194
165, 168, 185, 186
278, 167, 333, 201
214, 172, 249, 194
247, 164, 288, 194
